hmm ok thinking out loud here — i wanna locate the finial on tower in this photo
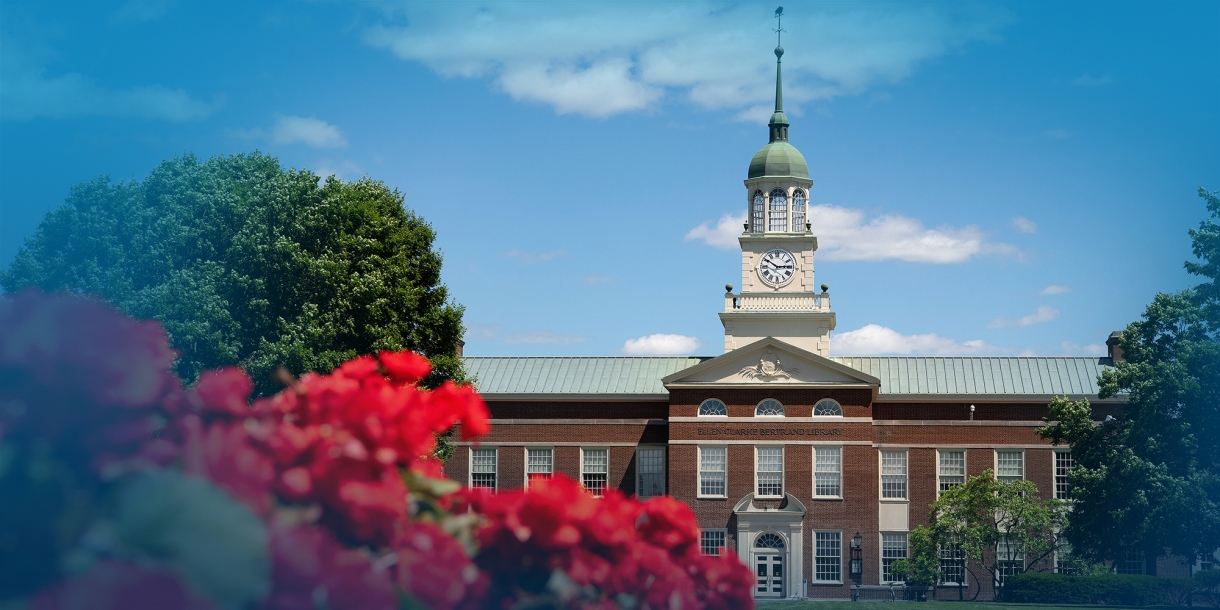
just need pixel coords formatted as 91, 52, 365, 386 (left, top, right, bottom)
768, 6, 789, 143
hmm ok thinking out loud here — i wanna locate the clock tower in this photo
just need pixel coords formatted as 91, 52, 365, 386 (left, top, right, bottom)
720, 42, 836, 355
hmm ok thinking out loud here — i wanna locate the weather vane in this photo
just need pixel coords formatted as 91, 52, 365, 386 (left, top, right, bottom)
774, 6, 784, 46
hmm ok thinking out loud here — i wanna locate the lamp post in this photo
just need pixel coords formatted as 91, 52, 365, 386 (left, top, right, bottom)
850, 531, 863, 600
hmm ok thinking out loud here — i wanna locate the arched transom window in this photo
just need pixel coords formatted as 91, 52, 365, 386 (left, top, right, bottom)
791, 189, 807, 232
813, 398, 843, 417
768, 188, 788, 232
755, 399, 785, 417
698, 399, 728, 417
751, 191, 765, 233
755, 532, 786, 550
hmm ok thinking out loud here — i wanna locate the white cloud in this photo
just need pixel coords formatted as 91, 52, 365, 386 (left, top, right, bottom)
504, 249, 565, 263
1059, 341, 1106, 357
834, 324, 996, 356
1072, 74, 1113, 87
362, 4, 1008, 117
1041, 285, 1070, 295
811, 204, 1014, 263
988, 306, 1060, 328
314, 159, 363, 181
0, 39, 216, 122
685, 213, 746, 250
1011, 216, 1038, 233
623, 333, 703, 356
270, 115, 348, 148
464, 323, 502, 340
505, 330, 586, 345
686, 205, 1015, 263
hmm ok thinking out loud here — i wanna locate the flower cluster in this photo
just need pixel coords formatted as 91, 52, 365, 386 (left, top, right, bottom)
459, 476, 754, 610
0, 291, 754, 610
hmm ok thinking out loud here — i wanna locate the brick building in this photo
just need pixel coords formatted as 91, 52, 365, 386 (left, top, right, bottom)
442, 43, 1206, 600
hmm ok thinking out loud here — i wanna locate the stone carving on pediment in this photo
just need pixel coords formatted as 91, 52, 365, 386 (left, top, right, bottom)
739, 350, 798, 382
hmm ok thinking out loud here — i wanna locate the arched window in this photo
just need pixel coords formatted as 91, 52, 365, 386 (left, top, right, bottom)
813, 398, 843, 417
768, 188, 788, 232
755, 532, 786, 550
751, 191, 765, 232
699, 399, 728, 417
792, 189, 807, 232
755, 399, 785, 417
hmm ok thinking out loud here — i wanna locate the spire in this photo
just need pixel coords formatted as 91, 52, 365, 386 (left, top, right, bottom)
769, 7, 789, 143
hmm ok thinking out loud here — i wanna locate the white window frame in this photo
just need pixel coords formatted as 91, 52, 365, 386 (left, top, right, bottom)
995, 449, 1025, 484
697, 398, 728, 417
813, 445, 842, 499
698, 445, 727, 498
1054, 450, 1075, 500
768, 188, 788, 232
635, 445, 666, 498
581, 447, 609, 497
755, 398, 785, 417
938, 541, 968, 586
791, 188, 807, 232
880, 449, 908, 500
469, 447, 498, 491
881, 532, 909, 584
812, 398, 843, 417
813, 530, 843, 583
755, 445, 785, 499
937, 449, 966, 497
700, 529, 728, 557
996, 538, 1026, 583
525, 446, 554, 489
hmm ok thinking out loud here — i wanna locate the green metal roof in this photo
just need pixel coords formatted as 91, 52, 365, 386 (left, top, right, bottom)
829, 357, 1113, 396
465, 357, 709, 396
464, 356, 1113, 397
748, 141, 809, 179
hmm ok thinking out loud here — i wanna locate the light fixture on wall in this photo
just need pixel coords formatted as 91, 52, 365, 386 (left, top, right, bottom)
850, 531, 863, 596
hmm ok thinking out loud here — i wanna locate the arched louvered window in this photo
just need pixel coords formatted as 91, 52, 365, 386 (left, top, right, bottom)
813, 398, 843, 417
792, 189, 807, 232
751, 191, 765, 232
755, 399, 785, 417
768, 188, 788, 232
755, 532, 786, 550
699, 399, 728, 417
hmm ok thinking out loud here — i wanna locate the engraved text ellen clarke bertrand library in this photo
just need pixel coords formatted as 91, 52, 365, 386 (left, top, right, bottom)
441, 42, 1204, 600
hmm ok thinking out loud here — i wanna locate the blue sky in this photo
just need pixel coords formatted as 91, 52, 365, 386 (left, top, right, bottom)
2, 1, 1217, 358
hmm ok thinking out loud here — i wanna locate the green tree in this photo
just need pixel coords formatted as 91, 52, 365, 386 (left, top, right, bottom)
1039, 188, 1220, 564
929, 470, 1068, 599
1, 153, 466, 395
892, 526, 939, 587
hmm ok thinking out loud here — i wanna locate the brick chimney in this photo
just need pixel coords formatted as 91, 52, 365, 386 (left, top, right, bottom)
456, 339, 465, 358
1106, 331, 1124, 362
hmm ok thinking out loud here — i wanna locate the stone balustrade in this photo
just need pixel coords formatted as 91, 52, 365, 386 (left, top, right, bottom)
724, 291, 830, 312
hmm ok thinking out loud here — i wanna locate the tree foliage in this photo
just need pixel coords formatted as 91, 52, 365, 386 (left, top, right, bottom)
1, 153, 466, 395
928, 470, 1067, 598
1039, 188, 1220, 563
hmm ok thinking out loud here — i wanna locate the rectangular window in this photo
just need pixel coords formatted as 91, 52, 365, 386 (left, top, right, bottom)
699, 446, 726, 497
470, 448, 497, 490
791, 194, 806, 232
882, 533, 908, 583
768, 197, 787, 232
939, 542, 966, 585
814, 447, 842, 497
527, 448, 553, 487
1116, 549, 1145, 575
1055, 451, 1075, 500
814, 531, 842, 582
997, 451, 1024, 483
881, 450, 908, 499
581, 448, 608, 497
751, 197, 765, 232
938, 450, 965, 496
1055, 537, 1078, 575
700, 530, 727, 557
636, 446, 665, 498
996, 539, 1025, 582
756, 446, 784, 497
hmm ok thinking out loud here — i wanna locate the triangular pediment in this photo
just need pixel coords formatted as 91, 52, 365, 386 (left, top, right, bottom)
661, 337, 880, 387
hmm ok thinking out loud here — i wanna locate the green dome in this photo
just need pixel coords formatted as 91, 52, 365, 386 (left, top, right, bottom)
748, 141, 808, 179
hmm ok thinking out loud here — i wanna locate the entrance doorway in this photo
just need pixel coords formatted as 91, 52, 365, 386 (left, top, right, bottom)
753, 532, 786, 598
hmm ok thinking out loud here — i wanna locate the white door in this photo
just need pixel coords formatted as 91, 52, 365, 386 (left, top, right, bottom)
753, 532, 786, 598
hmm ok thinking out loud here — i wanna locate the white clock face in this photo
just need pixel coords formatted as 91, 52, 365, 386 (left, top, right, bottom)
758, 249, 796, 286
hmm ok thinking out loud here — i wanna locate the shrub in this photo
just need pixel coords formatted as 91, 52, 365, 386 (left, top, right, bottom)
1197, 569, 1220, 607
1005, 571, 1195, 605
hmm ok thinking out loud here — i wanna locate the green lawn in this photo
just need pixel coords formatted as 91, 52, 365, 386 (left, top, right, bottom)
757, 602, 1166, 610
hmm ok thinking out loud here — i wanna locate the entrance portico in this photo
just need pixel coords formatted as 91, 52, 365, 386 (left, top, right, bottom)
734, 493, 806, 599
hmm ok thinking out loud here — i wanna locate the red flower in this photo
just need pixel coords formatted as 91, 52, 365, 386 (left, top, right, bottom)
265, 521, 395, 610
394, 521, 479, 609
377, 351, 431, 385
